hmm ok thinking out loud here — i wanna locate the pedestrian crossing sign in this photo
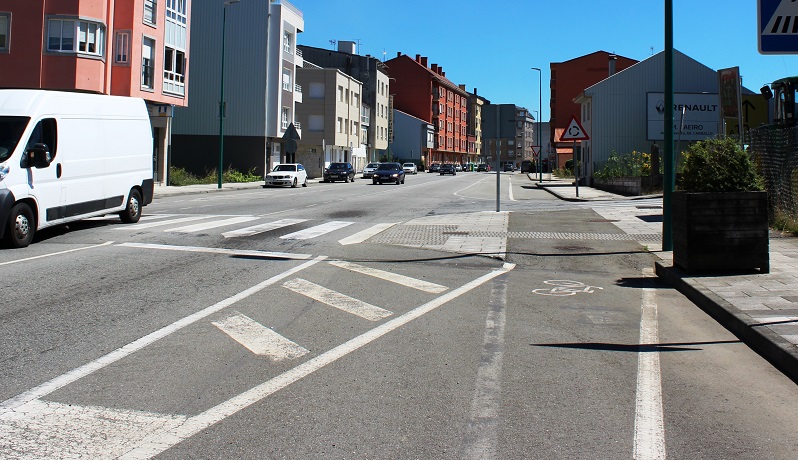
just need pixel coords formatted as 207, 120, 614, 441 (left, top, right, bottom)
559, 115, 589, 141
759, 0, 798, 54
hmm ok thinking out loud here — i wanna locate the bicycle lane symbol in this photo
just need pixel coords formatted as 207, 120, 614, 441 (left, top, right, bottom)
532, 280, 604, 296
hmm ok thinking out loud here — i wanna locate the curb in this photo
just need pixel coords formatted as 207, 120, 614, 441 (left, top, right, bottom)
655, 260, 798, 385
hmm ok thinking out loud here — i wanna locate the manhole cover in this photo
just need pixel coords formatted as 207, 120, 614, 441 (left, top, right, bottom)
554, 245, 593, 251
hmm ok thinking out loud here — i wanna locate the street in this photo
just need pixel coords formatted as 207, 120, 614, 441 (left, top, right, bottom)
1, 172, 797, 459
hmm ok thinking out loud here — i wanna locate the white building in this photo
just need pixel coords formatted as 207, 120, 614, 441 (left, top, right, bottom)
295, 63, 366, 177
574, 49, 742, 180
171, 0, 304, 177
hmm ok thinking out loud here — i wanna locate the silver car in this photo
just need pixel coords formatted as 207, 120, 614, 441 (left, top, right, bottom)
362, 162, 380, 179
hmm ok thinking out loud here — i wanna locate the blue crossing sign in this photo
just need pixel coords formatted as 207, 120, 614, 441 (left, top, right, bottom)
759, 0, 798, 54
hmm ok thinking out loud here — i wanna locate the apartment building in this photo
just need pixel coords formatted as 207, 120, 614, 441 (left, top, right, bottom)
384, 53, 470, 166
0, 0, 192, 184
464, 87, 489, 162
295, 63, 365, 177
171, 0, 304, 177
298, 42, 390, 165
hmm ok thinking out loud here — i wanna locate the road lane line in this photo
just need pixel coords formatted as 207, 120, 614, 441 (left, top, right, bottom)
280, 221, 354, 240
212, 313, 309, 360
282, 278, 393, 321
223, 218, 308, 238
633, 287, 667, 460
0, 241, 113, 266
337, 222, 397, 245
0, 256, 326, 414
461, 276, 508, 459
119, 262, 516, 459
165, 216, 259, 233
508, 176, 515, 201
116, 242, 312, 260
329, 260, 448, 293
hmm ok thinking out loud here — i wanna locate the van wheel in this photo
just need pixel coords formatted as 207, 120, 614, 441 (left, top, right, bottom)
120, 189, 142, 224
5, 202, 35, 248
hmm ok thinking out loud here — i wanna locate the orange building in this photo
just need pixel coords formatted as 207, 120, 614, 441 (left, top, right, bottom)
384, 53, 471, 166
549, 51, 637, 166
0, 0, 191, 184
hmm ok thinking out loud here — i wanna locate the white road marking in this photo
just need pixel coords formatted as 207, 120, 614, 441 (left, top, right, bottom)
166, 216, 259, 233
120, 262, 516, 459
337, 222, 397, 245
282, 278, 392, 321
329, 260, 448, 293
116, 242, 312, 260
508, 177, 515, 201
633, 287, 667, 460
0, 241, 113, 266
116, 215, 212, 230
461, 276, 508, 459
0, 256, 326, 413
280, 221, 354, 240
222, 218, 308, 238
212, 313, 309, 360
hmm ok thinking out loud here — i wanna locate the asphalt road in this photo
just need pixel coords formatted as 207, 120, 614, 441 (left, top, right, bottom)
1, 171, 797, 459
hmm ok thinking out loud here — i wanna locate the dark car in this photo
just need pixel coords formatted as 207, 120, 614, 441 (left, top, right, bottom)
428, 163, 441, 173
439, 163, 456, 175
476, 164, 489, 172
372, 162, 405, 184
503, 163, 516, 172
323, 162, 355, 182
520, 160, 533, 173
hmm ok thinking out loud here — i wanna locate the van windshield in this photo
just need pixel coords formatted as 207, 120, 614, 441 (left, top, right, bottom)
0, 117, 30, 162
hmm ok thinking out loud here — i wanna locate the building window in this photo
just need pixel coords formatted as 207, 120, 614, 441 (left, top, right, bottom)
115, 32, 130, 64
163, 46, 185, 95
0, 13, 9, 52
282, 70, 291, 91
337, 117, 343, 133
141, 37, 155, 89
308, 114, 323, 131
144, 0, 157, 25
361, 124, 368, 142
48, 19, 105, 57
361, 105, 370, 125
283, 31, 292, 54
281, 107, 290, 130
309, 82, 324, 98
338, 85, 343, 102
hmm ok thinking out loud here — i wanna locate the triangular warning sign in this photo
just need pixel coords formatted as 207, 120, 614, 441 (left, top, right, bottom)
559, 115, 589, 141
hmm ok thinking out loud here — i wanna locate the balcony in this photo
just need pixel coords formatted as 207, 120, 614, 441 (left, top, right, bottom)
294, 83, 302, 103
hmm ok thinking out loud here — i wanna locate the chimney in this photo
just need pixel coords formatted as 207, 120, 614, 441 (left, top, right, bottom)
459, 84, 466, 91
431, 64, 439, 73
608, 54, 617, 76
473, 88, 478, 96
420, 56, 428, 67
397, 52, 402, 58
415, 54, 421, 63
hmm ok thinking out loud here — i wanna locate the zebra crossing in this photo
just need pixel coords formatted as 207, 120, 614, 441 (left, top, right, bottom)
115, 213, 390, 244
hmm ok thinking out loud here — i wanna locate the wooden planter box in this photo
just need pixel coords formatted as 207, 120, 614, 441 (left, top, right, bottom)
673, 191, 769, 273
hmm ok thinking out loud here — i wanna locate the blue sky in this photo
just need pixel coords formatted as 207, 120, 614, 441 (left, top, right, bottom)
292, 0, 798, 122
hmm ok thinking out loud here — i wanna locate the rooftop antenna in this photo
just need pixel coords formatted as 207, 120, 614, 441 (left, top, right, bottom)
650, 46, 654, 55
382, 49, 386, 62
329, 39, 336, 50
353, 38, 362, 55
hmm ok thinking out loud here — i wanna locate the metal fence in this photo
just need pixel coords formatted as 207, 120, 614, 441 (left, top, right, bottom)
748, 125, 798, 221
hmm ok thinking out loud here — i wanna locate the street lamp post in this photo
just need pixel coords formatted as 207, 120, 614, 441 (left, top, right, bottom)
531, 67, 543, 183
218, 0, 240, 189
532, 109, 539, 174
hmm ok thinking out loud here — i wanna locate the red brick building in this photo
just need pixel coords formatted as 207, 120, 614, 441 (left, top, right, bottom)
385, 53, 471, 166
550, 51, 637, 165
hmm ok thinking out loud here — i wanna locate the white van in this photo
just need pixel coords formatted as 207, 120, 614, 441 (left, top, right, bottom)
0, 90, 154, 248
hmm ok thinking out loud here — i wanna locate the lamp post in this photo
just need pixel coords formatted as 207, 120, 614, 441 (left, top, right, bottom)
531, 67, 543, 183
218, 0, 240, 189
532, 109, 539, 174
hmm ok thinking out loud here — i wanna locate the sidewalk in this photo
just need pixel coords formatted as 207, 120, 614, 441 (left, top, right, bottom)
534, 174, 798, 384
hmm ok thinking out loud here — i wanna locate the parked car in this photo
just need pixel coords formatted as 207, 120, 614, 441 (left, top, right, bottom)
439, 164, 457, 175
362, 162, 380, 178
477, 164, 490, 172
323, 162, 355, 182
372, 162, 405, 184
520, 160, 534, 173
428, 163, 441, 173
503, 163, 516, 172
264, 163, 308, 187
402, 162, 418, 174
454, 164, 463, 172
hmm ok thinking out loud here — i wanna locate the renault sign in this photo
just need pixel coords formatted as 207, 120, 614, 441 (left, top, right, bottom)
647, 93, 719, 141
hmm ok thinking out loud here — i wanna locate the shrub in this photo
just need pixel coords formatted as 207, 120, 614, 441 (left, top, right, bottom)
679, 137, 763, 192
594, 150, 651, 179
169, 166, 260, 186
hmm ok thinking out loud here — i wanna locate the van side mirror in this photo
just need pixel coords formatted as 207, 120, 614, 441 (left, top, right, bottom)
23, 143, 52, 168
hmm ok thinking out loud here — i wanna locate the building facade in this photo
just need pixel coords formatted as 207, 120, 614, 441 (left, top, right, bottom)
482, 104, 534, 169
295, 63, 365, 177
0, 0, 192, 184
464, 87, 489, 163
384, 53, 471, 166
171, 0, 303, 178
550, 51, 637, 167
391, 109, 435, 164
298, 42, 390, 165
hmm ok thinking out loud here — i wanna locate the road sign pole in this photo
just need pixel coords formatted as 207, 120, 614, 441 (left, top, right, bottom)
574, 140, 579, 198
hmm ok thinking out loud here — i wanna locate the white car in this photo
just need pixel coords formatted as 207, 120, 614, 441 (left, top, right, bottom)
264, 163, 308, 187
362, 162, 380, 178
402, 162, 418, 174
